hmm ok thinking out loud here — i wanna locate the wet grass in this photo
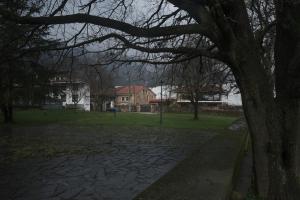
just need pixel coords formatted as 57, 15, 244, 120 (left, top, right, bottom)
0, 109, 239, 131
0, 110, 241, 164
0, 125, 217, 164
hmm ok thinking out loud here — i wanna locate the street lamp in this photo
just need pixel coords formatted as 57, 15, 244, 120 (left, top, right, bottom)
160, 80, 163, 125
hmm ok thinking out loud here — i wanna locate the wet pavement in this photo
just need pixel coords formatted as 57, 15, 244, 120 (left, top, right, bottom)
0, 125, 215, 200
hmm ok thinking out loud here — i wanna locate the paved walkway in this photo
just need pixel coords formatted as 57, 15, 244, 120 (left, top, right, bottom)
134, 133, 243, 200
0, 125, 216, 200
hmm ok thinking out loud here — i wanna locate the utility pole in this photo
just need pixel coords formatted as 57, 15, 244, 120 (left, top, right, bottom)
160, 80, 163, 125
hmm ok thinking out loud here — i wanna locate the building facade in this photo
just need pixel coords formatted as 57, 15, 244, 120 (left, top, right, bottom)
46, 77, 90, 111
114, 85, 156, 112
150, 84, 242, 112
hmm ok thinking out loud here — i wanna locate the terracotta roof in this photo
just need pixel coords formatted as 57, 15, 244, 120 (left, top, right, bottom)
115, 85, 148, 95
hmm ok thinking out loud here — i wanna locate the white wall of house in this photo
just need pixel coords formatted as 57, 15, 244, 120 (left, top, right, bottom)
101, 100, 115, 111
221, 84, 242, 106
151, 84, 242, 106
62, 84, 91, 111
221, 93, 242, 106
150, 85, 177, 100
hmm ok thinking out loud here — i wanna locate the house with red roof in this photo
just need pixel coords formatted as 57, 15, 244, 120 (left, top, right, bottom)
114, 85, 156, 112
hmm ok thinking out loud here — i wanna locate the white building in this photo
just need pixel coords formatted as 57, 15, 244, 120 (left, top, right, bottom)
150, 84, 242, 107
150, 85, 177, 100
221, 85, 242, 106
47, 78, 91, 111
63, 82, 90, 111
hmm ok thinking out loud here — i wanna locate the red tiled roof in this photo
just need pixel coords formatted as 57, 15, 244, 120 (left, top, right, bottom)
115, 85, 147, 95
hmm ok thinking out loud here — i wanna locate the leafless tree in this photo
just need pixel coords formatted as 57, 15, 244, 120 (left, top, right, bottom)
2, 0, 300, 198
170, 56, 228, 120
87, 64, 114, 111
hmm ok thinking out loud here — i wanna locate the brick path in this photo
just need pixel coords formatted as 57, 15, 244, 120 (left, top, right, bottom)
0, 126, 215, 200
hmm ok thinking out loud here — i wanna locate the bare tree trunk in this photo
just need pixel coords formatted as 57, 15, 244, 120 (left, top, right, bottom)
192, 101, 198, 120
268, 1, 300, 198
297, 105, 300, 178
8, 103, 13, 123
274, 0, 300, 183
213, 1, 300, 197
239, 79, 271, 198
235, 52, 300, 199
1, 104, 8, 123
2, 64, 14, 124
1, 104, 13, 123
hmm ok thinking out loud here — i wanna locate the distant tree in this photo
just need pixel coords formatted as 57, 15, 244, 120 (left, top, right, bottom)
54, 53, 115, 111
14, 61, 57, 106
88, 65, 114, 111
170, 56, 228, 120
0, 0, 56, 123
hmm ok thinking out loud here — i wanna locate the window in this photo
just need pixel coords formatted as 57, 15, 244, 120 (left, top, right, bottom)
60, 94, 66, 102
121, 96, 129, 102
72, 84, 78, 92
202, 95, 213, 101
213, 94, 221, 101
72, 94, 79, 103
60, 85, 66, 91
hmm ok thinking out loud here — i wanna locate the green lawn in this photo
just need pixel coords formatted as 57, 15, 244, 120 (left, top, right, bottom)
0, 109, 239, 130
0, 110, 242, 163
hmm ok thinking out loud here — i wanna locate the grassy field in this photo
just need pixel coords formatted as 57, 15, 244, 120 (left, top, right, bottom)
0, 110, 242, 162
0, 109, 240, 130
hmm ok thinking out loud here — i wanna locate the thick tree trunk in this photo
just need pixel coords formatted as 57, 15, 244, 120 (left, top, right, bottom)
192, 101, 198, 120
297, 105, 300, 178
1, 104, 8, 123
1, 62, 14, 124
234, 49, 300, 199
8, 103, 13, 123
271, 1, 300, 198
235, 65, 272, 198
159, 0, 300, 198
212, 1, 300, 198
236, 65, 298, 199
1, 104, 13, 123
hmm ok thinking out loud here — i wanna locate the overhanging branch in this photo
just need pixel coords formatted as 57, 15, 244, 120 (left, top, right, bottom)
27, 33, 222, 60
2, 11, 215, 40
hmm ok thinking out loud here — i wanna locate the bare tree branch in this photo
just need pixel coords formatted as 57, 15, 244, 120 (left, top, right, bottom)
2, 12, 215, 40
32, 33, 221, 60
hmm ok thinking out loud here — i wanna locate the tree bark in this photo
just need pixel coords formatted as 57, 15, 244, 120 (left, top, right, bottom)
192, 101, 198, 120
8, 103, 13, 123
233, 56, 272, 199
1, 104, 8, 123
205, 1, 300, 198
271, 1, 300, 198
232, 39, 300, 199
1, 104, 13, 123
1, 62, 14, 124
